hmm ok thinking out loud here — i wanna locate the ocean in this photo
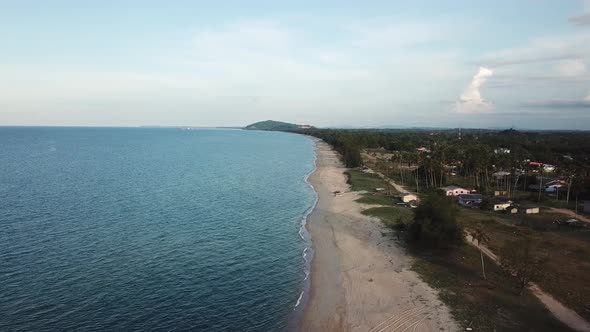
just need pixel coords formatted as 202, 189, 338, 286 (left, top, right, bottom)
0, 127, 316, 331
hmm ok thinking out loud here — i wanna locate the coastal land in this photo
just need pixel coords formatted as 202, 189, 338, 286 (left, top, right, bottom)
300, 139, 458, 332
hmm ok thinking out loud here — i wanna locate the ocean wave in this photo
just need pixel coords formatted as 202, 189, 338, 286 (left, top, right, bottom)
294, 291, 304, 308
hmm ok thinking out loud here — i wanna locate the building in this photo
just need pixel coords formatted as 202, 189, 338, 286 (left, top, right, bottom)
458, 194, 483, 207
522, 206, 540, 214
494, 147, 511, 154
401, 193, 418, 203
506, 206, 518, 214
584, 201, 590, 214
493, 198, 513, 211
494, 190, 508, 196
440, 185, 471, 196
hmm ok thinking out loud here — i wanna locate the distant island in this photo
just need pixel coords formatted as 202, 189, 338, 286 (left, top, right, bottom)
244, 120, 313, 131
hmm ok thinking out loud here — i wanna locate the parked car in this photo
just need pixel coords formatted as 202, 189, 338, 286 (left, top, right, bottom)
554, 219, 586, 228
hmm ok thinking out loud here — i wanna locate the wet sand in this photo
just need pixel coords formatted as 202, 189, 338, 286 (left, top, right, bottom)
300, 139, 458, 332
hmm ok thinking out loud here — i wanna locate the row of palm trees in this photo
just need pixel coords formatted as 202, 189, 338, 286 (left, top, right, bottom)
374, 143, 586, 204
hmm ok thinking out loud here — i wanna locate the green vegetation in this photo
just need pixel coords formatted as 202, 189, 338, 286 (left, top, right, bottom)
343, 139, 586, 328
361, 206, 413, 228
355, 194, 396, 206
244, 120, 303, 131
412, 245, 570, 332
286, 127, 590, 203
344, 170, 385, 192
408, 193, 463, 247
345, 168, 411, 229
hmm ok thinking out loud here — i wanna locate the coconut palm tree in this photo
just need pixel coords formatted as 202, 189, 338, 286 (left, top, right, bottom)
470, 228, 491, 279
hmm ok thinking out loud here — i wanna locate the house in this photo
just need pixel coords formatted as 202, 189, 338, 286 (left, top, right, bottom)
506, 206, 518, 214
494, 147, 511, 154
401, 193, 418, 203
521, 206, 540, 214
492, 197, 513, 211
543, 164, 556, 172
494, 190, 508, 196
416, 147, 430, 153
458, 194, 483, 207
440, 185, 471, 196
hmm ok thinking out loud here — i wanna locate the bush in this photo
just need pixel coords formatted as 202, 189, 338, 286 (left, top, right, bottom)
408, 193, 463, 248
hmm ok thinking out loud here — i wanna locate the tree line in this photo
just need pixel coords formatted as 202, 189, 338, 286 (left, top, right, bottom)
292, 128, 590, 201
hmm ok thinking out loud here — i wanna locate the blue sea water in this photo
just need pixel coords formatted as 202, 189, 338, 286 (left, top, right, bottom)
0, 127, 316, 331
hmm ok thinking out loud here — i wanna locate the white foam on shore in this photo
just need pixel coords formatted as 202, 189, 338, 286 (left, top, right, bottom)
293, 138, 319, 311
294, 291, 304, 308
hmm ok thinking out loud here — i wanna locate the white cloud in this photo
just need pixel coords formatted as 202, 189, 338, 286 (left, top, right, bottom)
585, 92, 590, 101
454, 67, 494, 113
555, 58, 586, 77
1, 18, 472, 126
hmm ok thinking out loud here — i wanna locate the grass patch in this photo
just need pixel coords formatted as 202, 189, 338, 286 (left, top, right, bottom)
361, 206, 413, 228
345, 170, 387, 192
356, 194, 398, 206
412, 244, 571, 331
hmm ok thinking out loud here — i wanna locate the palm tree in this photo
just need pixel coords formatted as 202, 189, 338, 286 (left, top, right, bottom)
471, 228, 491, 279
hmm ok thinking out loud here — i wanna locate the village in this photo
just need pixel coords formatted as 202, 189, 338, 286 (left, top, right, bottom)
361, 143, 590, 226
348, 141, 590, 331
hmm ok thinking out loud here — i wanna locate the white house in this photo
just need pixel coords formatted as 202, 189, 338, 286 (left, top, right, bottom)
440, 185, 471, 196
401, 193, 418, 203
493, 198, 513, 211
522, 206, 540, 214
494, 148, 511, 154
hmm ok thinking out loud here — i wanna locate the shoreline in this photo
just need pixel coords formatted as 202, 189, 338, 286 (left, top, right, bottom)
299, 139, 458, 332
287, 138, 319, 331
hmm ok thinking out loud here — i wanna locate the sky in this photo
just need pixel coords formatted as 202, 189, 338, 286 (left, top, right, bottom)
1, 0, 590, 129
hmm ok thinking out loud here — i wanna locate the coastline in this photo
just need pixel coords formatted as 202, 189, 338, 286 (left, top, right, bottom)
300, 139, 458, 332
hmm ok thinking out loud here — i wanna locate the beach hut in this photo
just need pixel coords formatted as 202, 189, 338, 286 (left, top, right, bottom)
401, 193, 418, 203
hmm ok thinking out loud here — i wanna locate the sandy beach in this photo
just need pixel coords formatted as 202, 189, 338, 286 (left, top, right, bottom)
300, 139, 458, 332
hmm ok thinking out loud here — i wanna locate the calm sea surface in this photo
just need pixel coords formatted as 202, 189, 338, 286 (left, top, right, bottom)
0, 127, 316, 331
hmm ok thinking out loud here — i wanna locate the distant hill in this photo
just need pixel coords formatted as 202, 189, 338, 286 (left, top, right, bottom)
244, 120, 313, 131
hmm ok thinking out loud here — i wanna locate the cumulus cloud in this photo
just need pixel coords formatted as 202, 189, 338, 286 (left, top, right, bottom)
454, 67, 494, 113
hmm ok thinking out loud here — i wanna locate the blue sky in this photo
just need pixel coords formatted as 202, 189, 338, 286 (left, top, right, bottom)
1, 0, 589, 129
